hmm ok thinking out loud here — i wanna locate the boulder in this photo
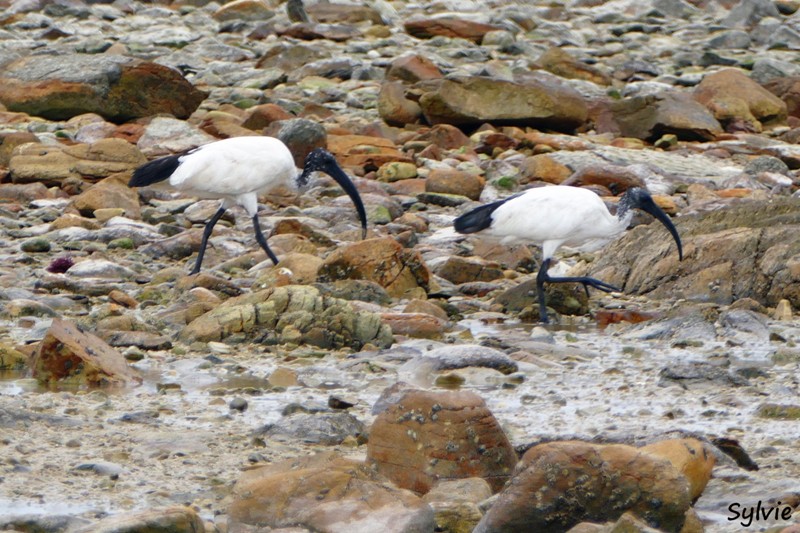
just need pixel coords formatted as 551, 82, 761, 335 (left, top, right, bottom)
641, 438, 715, 502
367, 388, 518, 493
474, 441, 691, 532
405, 17, 503, 43
72, 506, 204, 533
31, 318, 141, 387
378, 81, 424, 127
610, 91, 723, 141
179, 284, 393, 350
695, 68, 788, 132
419, 76, 588, 131
536, 47, 612, 86
228, 453, 435, 532
425, 170, 485, 201
583, 197, 800, 308
0, 55, 206, 122
386, 54, 444, 82
319, 237, 432, 298
422, 478, 492, 533
71, 174, 141, 219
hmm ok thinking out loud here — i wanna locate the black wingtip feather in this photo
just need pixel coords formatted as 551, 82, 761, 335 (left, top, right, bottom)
454, 197, 512, 234
129, 154, 182, 187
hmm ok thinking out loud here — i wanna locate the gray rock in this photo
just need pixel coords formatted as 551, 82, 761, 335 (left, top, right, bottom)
67, 259, 138, 280
708, 29, 752, 49
258, 412, 366, 445
722, 0, 781, 28
406, 344, 519, 374
266, 118, 327, 167
610, 91, 723, 141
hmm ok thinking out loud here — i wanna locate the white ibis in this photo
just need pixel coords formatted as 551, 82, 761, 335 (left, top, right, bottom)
129, 136, 367, 274
454, 185, 683, 323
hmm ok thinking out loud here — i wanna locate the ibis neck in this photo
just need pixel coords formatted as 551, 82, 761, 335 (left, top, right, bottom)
615, 194, 636, 226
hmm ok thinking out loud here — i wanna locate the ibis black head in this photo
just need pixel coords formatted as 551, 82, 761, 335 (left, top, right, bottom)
299, 148, 367, 239
622, 187, 683, 261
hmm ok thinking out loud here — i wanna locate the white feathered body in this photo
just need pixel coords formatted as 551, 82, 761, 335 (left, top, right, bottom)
484, 186, 632, 259
168, 137, 298, 215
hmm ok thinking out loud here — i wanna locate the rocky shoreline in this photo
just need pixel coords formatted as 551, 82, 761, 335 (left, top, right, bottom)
1, 0, 800, 532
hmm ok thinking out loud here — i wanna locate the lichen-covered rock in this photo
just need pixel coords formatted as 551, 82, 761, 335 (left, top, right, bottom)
179, 284, 393, 350
228, 452, 435, 532
367, 387, 518, 494
474, 441, 692, 533
0, 55, 207, 122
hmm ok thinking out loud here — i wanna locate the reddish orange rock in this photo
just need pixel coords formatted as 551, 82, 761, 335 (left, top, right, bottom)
367, 388, 518, 494
475, 441, 691, 532
32, 318, 141, 387
386, 54, 444, 82
405, 17, 503, 43
641, 438, 716, 502
318, 236, 431, 298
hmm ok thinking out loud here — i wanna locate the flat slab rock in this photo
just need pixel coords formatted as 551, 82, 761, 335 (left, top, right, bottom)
31, 318, 141, 387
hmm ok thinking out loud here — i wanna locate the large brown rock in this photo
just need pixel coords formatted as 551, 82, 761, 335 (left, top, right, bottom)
405, 17, 503, 43
72, 506, 204, 533
641, 438, 715, 502
9, 138, 146, 185
425, 169, 485, 200
386, 54, 444, 82
71, 174, 141, 219
367, 388, 518, 494
0, 55, 207, 123
327, 134, 411, 170
764, 75, 800, 118
228, 452, 435, 532
536, 46, 612, 86
583, 197, 800, 307
378, 81, 424, 127
474, 441, 692, 533
610, 91, 723, 141
31, 318, 141, 387
319, 237, 431, 298
695, 68, 787, 132
419, 76, 588, 132
436, 256, 504, 284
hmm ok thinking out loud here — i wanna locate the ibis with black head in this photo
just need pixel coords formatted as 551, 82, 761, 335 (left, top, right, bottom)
129, 136, 367, 274
454, 185, 683, 323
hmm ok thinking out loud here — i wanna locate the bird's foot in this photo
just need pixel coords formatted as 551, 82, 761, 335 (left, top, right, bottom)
547, 275, 620, 295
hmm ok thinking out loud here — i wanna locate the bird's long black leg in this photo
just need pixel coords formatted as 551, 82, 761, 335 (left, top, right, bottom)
536, 258, 621, 324
192, 207, 227, 275
536, 258, 552, 324
252, 214, 280, 265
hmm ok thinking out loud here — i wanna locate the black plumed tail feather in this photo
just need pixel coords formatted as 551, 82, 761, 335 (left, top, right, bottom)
129, 154, 182, 187
454, 194, 520, 234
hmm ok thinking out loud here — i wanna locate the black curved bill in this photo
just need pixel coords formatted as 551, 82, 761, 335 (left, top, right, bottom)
635, 195, 683, 261
301, 150, 368, 239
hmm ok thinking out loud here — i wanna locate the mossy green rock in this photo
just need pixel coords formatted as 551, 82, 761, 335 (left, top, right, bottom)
179, 285, 393, 350
21, 238, 51, 253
